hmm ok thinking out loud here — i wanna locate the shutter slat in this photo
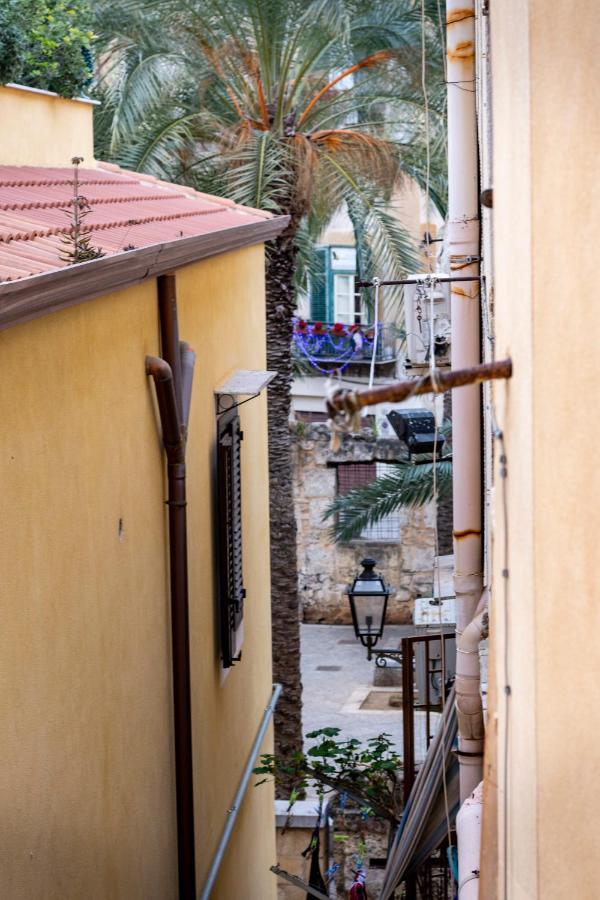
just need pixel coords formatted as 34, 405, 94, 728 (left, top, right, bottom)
216, 411, 245, 667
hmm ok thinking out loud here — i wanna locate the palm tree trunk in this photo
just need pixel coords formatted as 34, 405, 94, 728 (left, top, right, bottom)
265, 223, 303, 795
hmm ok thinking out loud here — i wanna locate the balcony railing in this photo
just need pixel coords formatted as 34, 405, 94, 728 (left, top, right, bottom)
292, 320, 399, 372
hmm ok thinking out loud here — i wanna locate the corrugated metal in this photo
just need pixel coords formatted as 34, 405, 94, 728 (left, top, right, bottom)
0, 162, 271, 282
379, 689, 459, 899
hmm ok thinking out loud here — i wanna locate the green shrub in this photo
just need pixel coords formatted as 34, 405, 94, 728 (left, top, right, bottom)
0, 0, 93, 98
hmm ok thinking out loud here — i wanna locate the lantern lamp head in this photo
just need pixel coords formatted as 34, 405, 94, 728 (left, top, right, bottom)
347, 558, 390, 657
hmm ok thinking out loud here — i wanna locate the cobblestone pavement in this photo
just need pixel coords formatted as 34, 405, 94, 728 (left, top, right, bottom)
301, 623, 435, 762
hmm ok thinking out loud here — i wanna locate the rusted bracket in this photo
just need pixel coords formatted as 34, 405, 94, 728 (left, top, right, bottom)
327, 358, 512, 419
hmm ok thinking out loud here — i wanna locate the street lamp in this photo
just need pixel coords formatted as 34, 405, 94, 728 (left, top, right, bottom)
347, 558, 390, 660
347, 558, 406, 666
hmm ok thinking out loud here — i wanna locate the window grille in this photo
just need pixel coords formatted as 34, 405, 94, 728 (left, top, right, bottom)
336, 462, 402, 541
217, 410, 245, 667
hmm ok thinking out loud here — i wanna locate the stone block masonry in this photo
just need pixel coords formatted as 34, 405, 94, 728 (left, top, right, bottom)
293, 423, 436, 624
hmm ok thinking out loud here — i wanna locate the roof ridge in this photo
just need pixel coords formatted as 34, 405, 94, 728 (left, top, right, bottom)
0, 193, 201, 212
96, 160, 273, 219
0, 177, 140, 188
0, 207, 234, 246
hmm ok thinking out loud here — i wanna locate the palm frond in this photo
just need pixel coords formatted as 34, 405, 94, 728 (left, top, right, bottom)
225, 132, 292, 211
323, 460, 452, 543
93, 0, 447, 224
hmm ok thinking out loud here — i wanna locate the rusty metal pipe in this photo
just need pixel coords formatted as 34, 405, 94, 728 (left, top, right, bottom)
146, 315, 196, 899
158, 273, 184, 425
327, 359, 512, 416
165, 457, 195, 900
145, 356, 183, 460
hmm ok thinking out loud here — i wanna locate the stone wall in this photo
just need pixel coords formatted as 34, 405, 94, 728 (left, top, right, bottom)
293, 423, 436, 624
275, 801, 328, 900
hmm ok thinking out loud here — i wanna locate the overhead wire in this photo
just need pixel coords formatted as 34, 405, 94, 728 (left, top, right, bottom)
421, 0, 454, 873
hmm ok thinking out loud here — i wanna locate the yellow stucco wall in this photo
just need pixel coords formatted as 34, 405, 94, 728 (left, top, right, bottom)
0, 85, 95, 166
490, 2, 600, 896
0, 244, 276, 898
176, 248, 276, 899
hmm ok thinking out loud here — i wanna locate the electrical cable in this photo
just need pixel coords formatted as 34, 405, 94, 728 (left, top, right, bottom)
421, 0, 432, 274
428, 275, 454, 863
368, 277, 381, 390
421, 0, 454, 869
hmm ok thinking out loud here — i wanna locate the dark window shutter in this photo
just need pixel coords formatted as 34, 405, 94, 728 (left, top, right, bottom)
336, 462, 377, 495
217, 411, 245, 667
309, 247, 327, 322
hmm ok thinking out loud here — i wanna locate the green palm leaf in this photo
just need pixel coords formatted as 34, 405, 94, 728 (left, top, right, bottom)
323, 460, 452, 544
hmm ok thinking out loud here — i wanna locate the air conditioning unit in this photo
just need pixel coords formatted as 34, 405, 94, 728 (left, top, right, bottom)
405, 274, 451, 369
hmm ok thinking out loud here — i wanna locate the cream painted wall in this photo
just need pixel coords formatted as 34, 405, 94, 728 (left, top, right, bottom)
0, 244, 276, 898
177, 246, 277, 899
0, 281, 177, 898
490, 1, 600, 896
0, 85, 96, 166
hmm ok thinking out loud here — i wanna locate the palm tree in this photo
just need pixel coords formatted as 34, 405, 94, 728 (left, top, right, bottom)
93, 0, 446, 785
324, 459, 452, 543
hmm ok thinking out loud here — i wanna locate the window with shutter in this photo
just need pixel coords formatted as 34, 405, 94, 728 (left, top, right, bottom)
309, 246, 327, 322
217, 410, 245, 667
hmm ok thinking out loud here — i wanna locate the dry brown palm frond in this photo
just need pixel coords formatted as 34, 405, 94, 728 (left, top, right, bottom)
310, 129, 399, 191
291, 133, 319, 212
296, 49, 398, 127
198, 39, 246, 120
240, 50, 270, 128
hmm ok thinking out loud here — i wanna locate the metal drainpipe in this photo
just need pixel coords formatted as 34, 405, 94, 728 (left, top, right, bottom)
147, 274, 197, 899
447, 0, 484, 802
159, 273, 184, 423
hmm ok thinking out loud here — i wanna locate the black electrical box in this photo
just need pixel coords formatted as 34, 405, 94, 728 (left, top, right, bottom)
387, 408, 445, 455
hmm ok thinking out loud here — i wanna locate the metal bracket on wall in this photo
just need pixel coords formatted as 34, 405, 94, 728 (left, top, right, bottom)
369, 648, 404, 667
214, 369, 277, 415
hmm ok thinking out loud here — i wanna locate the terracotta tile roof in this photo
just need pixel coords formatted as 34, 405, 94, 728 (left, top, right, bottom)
0, 162, 273, 282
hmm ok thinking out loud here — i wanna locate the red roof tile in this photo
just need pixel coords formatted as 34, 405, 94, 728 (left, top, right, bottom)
0, 162, 272, 282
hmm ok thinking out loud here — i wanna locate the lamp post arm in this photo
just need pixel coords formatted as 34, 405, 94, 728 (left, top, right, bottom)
369, 648, 404, 667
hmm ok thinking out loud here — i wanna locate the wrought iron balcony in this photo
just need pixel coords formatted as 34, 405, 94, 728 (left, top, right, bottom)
292, 320, 400, 374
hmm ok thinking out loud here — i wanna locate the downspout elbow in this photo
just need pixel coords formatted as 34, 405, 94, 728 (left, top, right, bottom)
146, 355, 184, 462
455, 607, 488, 739
455, 592, 488, 800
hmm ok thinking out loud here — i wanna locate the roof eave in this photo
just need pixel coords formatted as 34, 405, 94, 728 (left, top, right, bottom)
0, 214, 289, 331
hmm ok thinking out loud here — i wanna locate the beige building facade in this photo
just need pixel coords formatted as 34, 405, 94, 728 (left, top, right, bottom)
483, 2, 600, 896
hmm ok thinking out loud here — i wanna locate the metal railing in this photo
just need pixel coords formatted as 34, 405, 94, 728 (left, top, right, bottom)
292, 321, 400, 367
401, 630, 456, 803
401, 630, 456, 900
198, 684, 282, 900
